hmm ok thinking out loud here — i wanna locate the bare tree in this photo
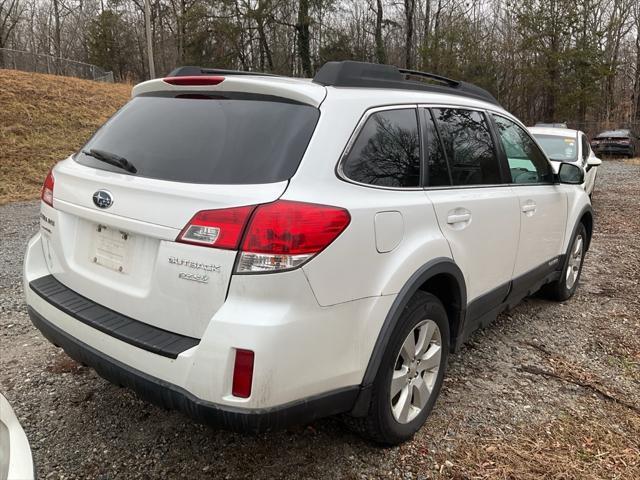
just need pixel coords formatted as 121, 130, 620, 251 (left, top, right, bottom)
403, 0, 415, 68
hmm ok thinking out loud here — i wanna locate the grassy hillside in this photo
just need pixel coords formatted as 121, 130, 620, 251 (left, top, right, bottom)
0, 69, 130, 204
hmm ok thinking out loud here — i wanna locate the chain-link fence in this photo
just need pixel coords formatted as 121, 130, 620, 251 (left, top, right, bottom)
0, 48, 113, 82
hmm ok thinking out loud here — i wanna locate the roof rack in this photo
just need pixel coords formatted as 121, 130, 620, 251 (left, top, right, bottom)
312, 61, 499, 106
167, 66, 280, 78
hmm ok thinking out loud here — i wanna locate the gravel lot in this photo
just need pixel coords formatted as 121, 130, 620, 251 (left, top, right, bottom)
1, 160, 639, 479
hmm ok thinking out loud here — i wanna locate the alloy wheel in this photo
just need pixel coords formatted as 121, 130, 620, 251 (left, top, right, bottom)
565, 233, 584, 289
389, 319, 442, 424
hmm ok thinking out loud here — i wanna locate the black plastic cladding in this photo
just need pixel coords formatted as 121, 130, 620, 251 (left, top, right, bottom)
29, 275, 199, 358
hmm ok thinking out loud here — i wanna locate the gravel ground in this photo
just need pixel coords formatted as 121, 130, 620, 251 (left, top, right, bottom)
1, 160, 639, 479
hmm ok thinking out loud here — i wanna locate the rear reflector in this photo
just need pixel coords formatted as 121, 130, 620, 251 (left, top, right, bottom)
41, 169, 54, 207
177, 206, 256, 249
163, 76, 225, 86
232, 349, 254, 398
237, 200, 350, 273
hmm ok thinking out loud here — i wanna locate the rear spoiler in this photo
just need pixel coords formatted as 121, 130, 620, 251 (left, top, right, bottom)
131, 71, 326, 107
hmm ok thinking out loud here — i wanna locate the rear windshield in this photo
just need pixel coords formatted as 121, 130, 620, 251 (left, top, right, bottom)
75, 93, 319, 184
532, 134, 577, 162
596, 130, 630, 138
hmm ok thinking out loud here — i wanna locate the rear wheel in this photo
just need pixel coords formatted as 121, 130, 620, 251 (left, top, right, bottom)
356, 291, 449, 445
543, 223, 587, 301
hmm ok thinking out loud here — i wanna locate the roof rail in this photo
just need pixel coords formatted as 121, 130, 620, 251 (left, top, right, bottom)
167, 66, 280, 77
312, 61, 499, 106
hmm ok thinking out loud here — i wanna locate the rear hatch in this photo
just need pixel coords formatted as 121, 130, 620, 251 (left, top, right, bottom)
44, 86, 320, 338
593, 131, 631, 147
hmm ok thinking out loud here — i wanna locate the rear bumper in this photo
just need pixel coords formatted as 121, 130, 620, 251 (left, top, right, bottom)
592, 145, 633, 156
28, 307, 358, 433
24, 230, 393, 429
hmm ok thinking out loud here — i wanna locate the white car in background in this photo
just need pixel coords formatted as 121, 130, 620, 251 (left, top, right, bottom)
529, 127, 601, 196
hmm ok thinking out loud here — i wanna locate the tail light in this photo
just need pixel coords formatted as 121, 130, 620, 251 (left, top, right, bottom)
163, 76, 224, 86
41, 169, 54, 207
176, 200, 351, 273
177, 206, 255, 249
232, 349, 254, 398
237, 200, 351, 273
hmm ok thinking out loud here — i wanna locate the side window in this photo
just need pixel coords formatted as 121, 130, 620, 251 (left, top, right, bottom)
342, 108, 420, 188
432, 108, 501, 186
422, 109, 451, 187
492, 115, 554, 184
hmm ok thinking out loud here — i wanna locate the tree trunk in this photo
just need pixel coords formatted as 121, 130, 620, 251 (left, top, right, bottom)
422, 0, 430, 69
257, 18, 273, 71
375, 0, 386, 64
296, 0, 312, 77
404, 0, 415, 69
144, 0, 155, 78
634, 30, 640, 123
256, 1, 273, 72
52, 0, 61, 59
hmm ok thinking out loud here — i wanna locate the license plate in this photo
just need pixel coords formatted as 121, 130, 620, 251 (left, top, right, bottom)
91, 225, 133, 273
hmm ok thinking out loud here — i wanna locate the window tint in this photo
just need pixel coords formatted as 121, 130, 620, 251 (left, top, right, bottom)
75, 93, 319, 184
342, 109, 420, 188
493, 115, 554, 184
422, 109, 450, 186
432, 109, 501, 186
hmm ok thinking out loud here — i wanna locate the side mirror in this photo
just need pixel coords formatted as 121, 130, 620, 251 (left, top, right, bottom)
557, 162, 584, 184
586, 156, 602, 172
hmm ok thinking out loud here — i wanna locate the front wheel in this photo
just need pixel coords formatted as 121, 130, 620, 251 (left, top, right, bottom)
357, 291, 449, 445
543, 223, 587, 301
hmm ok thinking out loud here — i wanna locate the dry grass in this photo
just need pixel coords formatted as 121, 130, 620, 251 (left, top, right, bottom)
0, 69, 130, 204
624, 157, 640, 166
439, 408, 640, 480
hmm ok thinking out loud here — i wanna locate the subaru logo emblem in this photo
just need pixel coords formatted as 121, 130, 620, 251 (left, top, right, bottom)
92, 190, 113, 209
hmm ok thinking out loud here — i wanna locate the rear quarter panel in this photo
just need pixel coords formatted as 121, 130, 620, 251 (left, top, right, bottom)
284, 93, 453, 306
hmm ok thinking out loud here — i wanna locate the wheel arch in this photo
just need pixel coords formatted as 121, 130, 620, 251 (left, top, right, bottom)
351, 257, 466, 416
580, 208, 593, 251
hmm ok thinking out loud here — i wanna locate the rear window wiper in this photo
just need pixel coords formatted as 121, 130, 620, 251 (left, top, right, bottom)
82, 148, 137, 174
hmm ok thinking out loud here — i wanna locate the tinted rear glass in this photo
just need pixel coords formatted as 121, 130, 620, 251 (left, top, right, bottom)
75, 93, 319, 184
596, 130, 630, 138
341, 108, 421, 188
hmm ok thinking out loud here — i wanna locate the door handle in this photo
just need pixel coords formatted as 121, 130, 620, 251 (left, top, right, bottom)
447, 213, 471, 224
521, 201, 537, 214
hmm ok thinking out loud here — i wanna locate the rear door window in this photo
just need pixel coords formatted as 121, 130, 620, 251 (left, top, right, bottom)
341, 108, 421, 188
432, 108, 502, 186
76, 93, 320, 184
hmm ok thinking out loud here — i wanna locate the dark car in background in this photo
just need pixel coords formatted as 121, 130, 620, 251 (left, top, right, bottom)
590, 129, 639, 158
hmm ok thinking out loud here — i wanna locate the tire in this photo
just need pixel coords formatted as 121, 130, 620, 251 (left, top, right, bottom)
543, 223, 587, 301
354, 291, 449, 445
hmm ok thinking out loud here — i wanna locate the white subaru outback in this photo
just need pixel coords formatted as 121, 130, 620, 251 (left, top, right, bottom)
23, 61, 592, 445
